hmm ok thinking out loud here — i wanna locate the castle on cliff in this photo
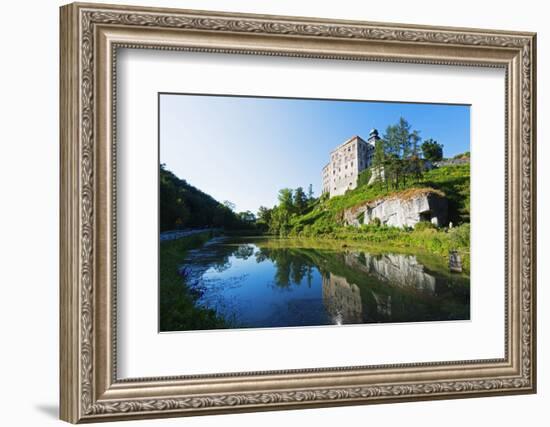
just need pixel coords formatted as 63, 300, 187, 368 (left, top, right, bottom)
321, 129, 381, 198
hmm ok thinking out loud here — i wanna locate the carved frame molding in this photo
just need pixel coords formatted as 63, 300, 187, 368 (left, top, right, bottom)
60, 2, 536, 423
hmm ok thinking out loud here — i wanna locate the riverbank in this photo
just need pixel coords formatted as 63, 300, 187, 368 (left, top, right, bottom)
256, 234, 468, 278
159, 230, 228, 332
277, 223, 469, 273
160, 228, 469, 331
160, 234, 470, 329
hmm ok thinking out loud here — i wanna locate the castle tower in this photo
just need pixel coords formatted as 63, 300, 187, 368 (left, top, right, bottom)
321, 129, 380, 198
368, 128, 380, 144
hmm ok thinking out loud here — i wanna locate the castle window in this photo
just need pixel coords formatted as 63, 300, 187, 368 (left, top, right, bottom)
351, 162, 353, 167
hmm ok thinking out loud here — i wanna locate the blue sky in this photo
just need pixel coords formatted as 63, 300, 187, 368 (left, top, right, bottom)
160, 94, 470, 213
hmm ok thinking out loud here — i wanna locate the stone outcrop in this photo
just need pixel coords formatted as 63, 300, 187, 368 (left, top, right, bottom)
342, 189, 448, 228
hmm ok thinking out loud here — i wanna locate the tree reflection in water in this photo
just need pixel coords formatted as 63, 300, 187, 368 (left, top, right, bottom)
255, 248, 315, 289
182, 237, 470, 329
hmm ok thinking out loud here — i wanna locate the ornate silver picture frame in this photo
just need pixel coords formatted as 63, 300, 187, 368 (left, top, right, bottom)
60, 2, 536, 423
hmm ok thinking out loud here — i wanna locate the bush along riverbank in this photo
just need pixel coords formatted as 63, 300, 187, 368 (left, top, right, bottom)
256, 164, 470, 271
159, 231, 228, 332
294, 222, 470, 273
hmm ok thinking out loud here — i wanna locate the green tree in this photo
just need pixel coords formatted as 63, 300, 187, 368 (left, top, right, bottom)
410, 130, 424, 181
266, 188, 297, 236
371, 138, 386, 186
223, 200, 236, 211
294, 187, 308, 214
269, 206, 291, 236
277, 188, 294, 213
256, 206, 272, 224
382, 117, 424, 189
397, 117, 413, 158
421, 138, 444, 162
382, 124, 402, 189
237, 210, 256, 224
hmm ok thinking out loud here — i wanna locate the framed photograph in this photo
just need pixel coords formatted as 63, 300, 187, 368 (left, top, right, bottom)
60, 2, 537, 423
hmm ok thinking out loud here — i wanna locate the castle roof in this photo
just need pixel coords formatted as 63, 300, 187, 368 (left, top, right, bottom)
330, 135, 368, 154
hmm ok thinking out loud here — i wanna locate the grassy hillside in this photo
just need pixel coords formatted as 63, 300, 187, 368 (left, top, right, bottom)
290, 164, 469, 234
281, 164, 470, 262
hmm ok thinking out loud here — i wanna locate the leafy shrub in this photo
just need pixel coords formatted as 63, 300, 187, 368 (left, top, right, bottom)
449, 223, 470, 248
357, 168, 373, 187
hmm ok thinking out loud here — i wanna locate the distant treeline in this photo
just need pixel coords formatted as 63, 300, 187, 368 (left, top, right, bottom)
160, 164, 252, 231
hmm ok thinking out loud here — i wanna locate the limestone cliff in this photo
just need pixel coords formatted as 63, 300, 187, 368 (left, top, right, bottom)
342, 188, 448, 228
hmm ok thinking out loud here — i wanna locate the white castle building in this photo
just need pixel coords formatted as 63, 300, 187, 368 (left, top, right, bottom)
322, 129, 381, 198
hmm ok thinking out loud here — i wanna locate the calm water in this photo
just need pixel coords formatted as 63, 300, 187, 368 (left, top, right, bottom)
181, 236, 470, 329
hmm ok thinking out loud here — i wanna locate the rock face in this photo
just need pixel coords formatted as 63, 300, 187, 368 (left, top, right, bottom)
343, 189, 448, 228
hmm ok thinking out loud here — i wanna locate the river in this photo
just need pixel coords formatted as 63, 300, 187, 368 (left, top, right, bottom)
180, 236, 470, 329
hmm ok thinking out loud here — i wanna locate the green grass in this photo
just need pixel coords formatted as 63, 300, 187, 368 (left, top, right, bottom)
159, 232, 227, 332
258, 237, 469, 286
326, 164, 467, 220
281, 165, 470, 263
284, 224, 470, 272
290, 165, 469, 230
421, 164, 470, 224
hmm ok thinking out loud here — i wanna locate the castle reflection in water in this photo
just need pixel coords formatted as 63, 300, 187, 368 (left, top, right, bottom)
322, 272, 363, 324
182, 236, 470, 329
322, 252, 440, 325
